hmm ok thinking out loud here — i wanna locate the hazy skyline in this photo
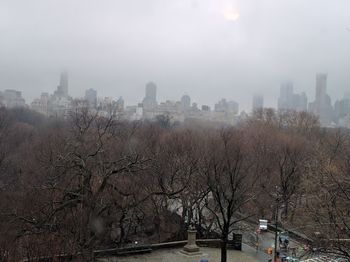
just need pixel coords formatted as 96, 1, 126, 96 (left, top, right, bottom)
1, 0, 350, 111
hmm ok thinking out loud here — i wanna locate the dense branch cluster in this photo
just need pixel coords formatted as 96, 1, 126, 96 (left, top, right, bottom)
0, 107, 349, 261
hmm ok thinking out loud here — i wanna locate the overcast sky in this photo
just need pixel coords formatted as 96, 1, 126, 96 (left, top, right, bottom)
1, 0, 350, 111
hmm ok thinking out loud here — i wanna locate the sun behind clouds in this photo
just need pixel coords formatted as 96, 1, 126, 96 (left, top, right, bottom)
222, 3, 240, 21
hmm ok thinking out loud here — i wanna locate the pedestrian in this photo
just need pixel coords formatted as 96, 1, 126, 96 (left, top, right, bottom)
267, 247, 273, 255
276, 251, 281, 262
285, 238, 289, 247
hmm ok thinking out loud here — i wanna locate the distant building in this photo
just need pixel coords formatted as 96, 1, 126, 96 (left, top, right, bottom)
142, 82, 158, 118
97, 97, 117, 116
334, 95, 350, 121
252, 95, 264, 111
54, 71, 69, 98
278, 81, 307, 112
116, 97, 124, 112
72, 98, 89, 109
292, 92, 308, 112
214, 99, 239, 114
0, 91, 4, 106
143, 82, 157, 110
155, 100, 183, 122
45, 72, 73, 116
191, 102, 199, 111
214, 99, 226, 112
337, 94, 350, 127
313, 73, 328, 116
1, 89, 26, 108
30, 72, 72, 116
227, 101, 239, 114
278, 81, 294, 110
31, 92, 49, 115
308, 73, 333, 126
125, 104, 143, 121
48, 95, 72, 117
85, 88, 97, 108
201, 105, 210, 111
315, 74, 327, 110
181, 95, 191, 111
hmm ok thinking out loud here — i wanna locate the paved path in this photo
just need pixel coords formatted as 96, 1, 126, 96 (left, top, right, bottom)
242, 243, 272, 261
98, 247, 260, 262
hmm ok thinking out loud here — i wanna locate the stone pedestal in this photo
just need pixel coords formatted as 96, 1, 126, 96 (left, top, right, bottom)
180, 229, 202, 256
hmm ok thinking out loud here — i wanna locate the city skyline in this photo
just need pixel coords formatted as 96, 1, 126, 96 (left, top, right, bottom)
2, 71, 350, 113
0, 70, 349, 113
0, 72, 345, 112
2, 71, 350, 128
1, 0, 350, 112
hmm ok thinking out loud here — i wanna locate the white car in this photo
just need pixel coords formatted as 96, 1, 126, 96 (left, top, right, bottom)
259, 219, 268, 231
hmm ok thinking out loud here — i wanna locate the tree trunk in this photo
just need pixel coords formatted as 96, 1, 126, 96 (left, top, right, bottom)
221, 225, 229, 262
119, 211, 126, 245
282, 198, 289, 219
221, 237, 228, 262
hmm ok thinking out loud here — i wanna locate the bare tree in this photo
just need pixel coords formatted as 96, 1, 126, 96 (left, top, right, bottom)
246, 111, 313, 221
201, 128, 257, 262
273, 133, 308, 219
301, 129, 350, 259
10, 108, 149, 261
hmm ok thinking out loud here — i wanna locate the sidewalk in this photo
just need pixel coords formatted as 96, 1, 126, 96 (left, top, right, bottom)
98, 247, 260, 262
242, 243, 272, 261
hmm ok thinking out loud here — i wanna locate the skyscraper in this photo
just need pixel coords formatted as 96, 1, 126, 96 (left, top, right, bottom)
59, 71, 68, 97
309, 73, 333, 126
252, 95, 264, 111
85, 88, 97, 108
278, 81, 294, 110
181, 95, 191, 110
278, 81, 307, 112
315, 73, 327, 114
142, 81, 157, 111
55, 71, 69, 98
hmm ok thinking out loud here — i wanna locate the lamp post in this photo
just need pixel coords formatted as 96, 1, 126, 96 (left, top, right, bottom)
274, 186, 281, 262
274, 200, 279, 262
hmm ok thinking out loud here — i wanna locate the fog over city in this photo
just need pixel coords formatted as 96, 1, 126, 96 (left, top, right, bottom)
4, 2, 350, 261
1, 0, 350, 111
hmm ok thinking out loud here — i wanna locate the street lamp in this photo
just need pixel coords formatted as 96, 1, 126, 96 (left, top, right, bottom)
274, 186, 281, 262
